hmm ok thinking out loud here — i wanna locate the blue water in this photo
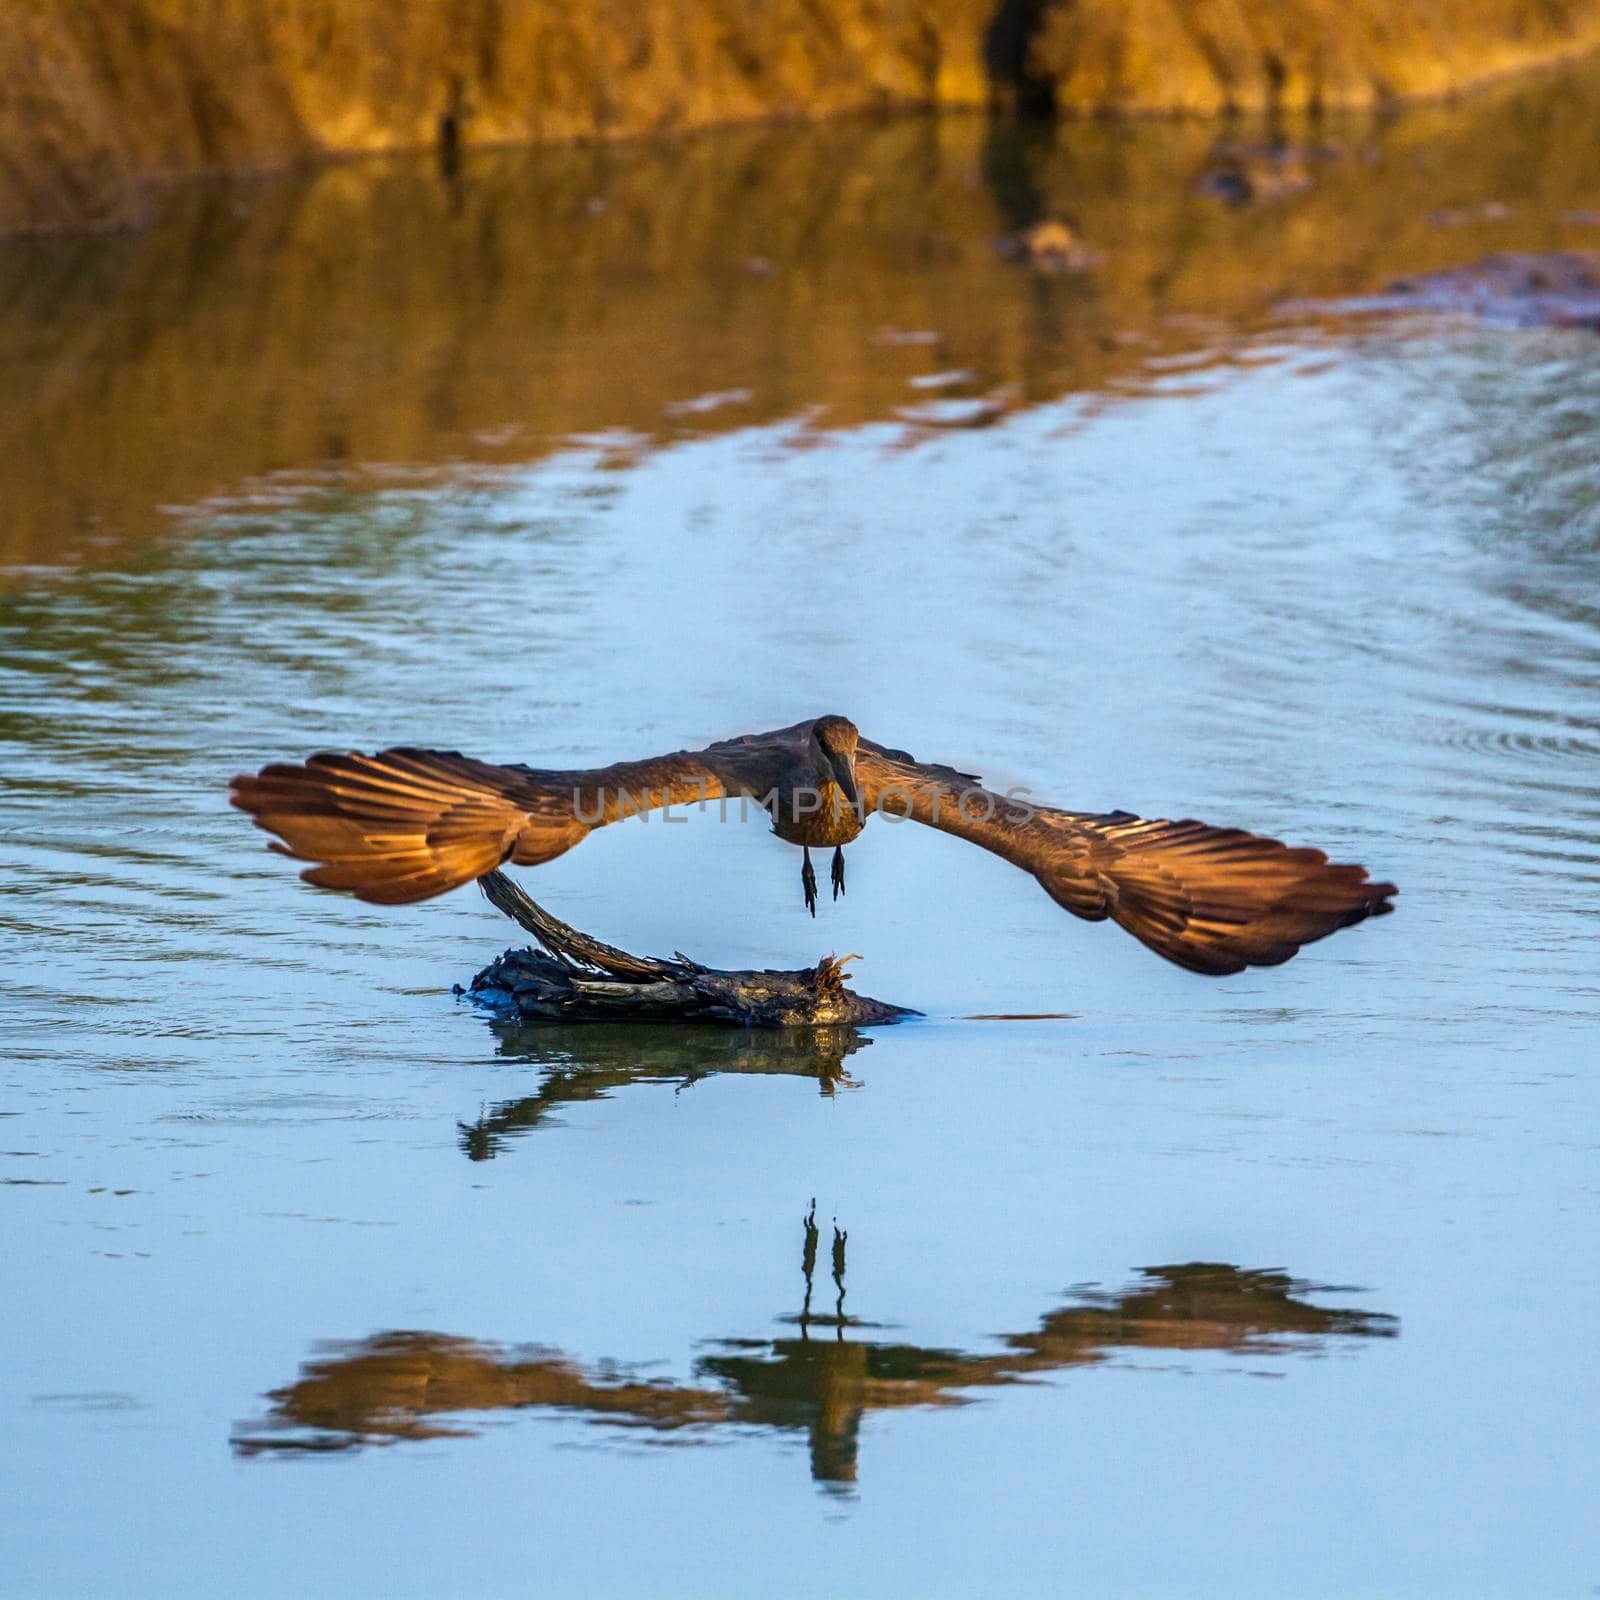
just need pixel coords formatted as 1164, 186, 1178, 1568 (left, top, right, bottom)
3, 105, 1598, 1599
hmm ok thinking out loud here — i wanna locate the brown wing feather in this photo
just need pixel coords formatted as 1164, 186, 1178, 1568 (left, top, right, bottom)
230, 745, 735, 905
857, 740, 1396, 976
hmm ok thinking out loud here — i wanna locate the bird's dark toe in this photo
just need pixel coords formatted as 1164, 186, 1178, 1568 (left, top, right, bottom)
831, 847, 846, 900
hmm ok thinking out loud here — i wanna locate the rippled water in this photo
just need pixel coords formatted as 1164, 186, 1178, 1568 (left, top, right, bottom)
4, 68, 1600, 1600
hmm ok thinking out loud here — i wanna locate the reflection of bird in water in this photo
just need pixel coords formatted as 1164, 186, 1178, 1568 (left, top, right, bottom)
233, 1212, 1398, 1485
458, 1026, 866, 1159
232, 715, 1396, 972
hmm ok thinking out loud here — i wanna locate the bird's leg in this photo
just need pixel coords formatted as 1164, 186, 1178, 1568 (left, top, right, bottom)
801, 847, 818, 917
831, 847, 846, 901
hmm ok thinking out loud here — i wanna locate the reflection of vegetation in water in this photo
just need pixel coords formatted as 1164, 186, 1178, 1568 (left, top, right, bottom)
233, 1209, 1397, 1485
458, 1024, 867, 1159
10, 58, 1600, 570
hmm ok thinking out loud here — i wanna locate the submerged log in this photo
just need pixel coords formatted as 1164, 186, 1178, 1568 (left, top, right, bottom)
457, 870, 917, 1028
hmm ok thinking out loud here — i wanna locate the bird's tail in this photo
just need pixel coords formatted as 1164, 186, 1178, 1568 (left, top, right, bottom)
230, 749, 556, 905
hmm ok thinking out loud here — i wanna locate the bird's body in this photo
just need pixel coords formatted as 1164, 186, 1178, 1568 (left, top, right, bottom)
769, 782, 865, 851
231, 715, 1397, 978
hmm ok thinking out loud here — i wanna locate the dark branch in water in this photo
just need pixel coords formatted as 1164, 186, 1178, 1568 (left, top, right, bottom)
459, 870, 917, 1027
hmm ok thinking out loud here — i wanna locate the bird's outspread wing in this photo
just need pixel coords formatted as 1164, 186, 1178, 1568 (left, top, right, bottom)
230, 743, 746, 905
856, 739, 1396, 975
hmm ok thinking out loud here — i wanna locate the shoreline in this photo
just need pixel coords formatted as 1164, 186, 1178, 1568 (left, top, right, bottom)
5, 1, 1600, 240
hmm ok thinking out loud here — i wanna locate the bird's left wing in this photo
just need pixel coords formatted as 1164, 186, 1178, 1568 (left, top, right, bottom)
856, 739, 1396, 975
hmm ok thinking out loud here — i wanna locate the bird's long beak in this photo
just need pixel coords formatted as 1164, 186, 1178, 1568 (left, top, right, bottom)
826, 749, 861, 812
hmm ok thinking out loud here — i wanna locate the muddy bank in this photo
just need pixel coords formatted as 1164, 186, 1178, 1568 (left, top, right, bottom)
8, 59, 1600, 574
3, 0, 981, 238
5, 0, 1600, 238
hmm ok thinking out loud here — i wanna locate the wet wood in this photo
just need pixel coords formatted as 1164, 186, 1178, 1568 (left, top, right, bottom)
458, 870, 917, 1027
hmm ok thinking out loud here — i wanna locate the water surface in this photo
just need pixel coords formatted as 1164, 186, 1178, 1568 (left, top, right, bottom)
3, 66, 1599, 1600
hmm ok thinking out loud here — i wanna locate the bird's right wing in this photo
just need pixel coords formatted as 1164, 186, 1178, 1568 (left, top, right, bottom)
230, 744, 738, 905
856, 739, 1396, 975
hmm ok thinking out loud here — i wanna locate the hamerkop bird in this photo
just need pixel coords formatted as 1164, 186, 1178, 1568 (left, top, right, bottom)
230, 715, 1396, 976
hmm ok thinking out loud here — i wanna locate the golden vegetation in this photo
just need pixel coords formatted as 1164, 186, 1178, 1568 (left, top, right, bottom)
0, 0, 984, 236
1038, 0, 1600, 115
4, 0, 1600, 236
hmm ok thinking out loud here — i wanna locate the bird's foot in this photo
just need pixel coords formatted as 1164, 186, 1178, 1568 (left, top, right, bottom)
802, 849, 818, 917
831, 847, 845, 900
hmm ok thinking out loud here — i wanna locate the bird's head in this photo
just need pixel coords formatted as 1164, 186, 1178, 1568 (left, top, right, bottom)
810, 715, 861, 809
